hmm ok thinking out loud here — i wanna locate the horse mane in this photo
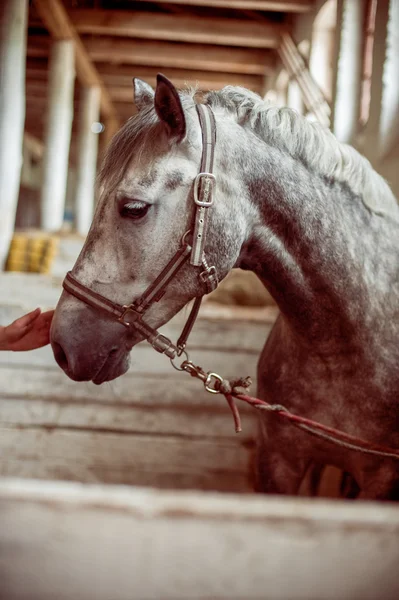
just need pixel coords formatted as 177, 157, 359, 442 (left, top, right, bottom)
99, 84, 397, 218
205, 86, 398, 217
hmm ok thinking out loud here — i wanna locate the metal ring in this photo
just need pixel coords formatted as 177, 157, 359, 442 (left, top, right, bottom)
205, 372, 224, 394
170, 350, 189, 371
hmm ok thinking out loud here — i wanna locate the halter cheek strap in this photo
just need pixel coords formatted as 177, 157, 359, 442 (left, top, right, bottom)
63, 104, 219, 359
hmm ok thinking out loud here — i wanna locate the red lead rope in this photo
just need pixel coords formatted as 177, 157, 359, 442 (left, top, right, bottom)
228, 392, 399, 461
176, 359, 399, 461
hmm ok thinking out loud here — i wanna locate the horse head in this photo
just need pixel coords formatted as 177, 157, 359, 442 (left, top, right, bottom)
51, 75, 251, 383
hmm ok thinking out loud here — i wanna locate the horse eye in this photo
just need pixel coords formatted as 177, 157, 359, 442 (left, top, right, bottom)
119, 200, 150, 220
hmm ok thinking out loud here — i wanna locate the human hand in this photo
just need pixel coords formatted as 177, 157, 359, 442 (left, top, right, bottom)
0, 308, 54, 352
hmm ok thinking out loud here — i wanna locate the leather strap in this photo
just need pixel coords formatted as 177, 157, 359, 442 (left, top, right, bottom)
64, 271, 180, 358
176, 296, 202, 352
191, 105, 217, 267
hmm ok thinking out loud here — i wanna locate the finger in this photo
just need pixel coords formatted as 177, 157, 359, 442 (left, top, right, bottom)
40, 310, 55, 322
5, 322, 35, 344
11, 308, 41, 330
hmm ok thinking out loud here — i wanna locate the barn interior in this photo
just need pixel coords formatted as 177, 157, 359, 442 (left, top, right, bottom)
0, 1, 398, 598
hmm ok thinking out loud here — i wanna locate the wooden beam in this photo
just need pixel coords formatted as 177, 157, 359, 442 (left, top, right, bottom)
26, 35, 49, 59
28, 35, 273, 75
28, 36, 274, 75
27, 62, 266, 93
86, 38, 272, 75
108, 81, 261, 103
28, 34, 274, 77
33, 0, 118, 123
69, 9, 281, 48
99, 63, 269, 88
130, 0, 313, 11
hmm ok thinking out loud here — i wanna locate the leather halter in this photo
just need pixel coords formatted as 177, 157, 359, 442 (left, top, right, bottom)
63, 104, 219, 360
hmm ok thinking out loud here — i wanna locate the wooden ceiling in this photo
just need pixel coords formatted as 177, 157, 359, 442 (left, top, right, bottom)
26, 0, 314, 143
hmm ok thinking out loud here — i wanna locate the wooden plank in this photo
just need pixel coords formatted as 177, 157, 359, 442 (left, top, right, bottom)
0, 365, 257, 412
132, 0, 313, 11
97, 62, 274, 83
70, 9, 281, 48
33, 0, 118, 122
0, 479, 398, 600
28, 35, 273, 76
28, 35, 273, 75
26, 65, 264, 94
109, 81, 258, 102
83, 64, 266, 92
26, 34, 50, 58
0, 396, 257, 439
0, 427, 254, 491
84, 37, 273, 75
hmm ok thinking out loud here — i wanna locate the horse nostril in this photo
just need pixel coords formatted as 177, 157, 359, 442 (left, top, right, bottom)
52, 341, 69, 372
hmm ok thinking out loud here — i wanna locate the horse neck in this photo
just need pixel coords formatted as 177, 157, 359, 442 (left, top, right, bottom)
232, 134, 385, 340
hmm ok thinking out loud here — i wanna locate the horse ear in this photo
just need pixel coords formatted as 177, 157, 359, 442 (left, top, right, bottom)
133, 78, 154, 111
154, 74, 186, 142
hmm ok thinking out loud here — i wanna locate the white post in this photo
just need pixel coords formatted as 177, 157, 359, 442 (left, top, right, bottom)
309, 0, 337, 103
0, 0, 28, 269
287, 79, 303, 115
379, 0, 399, 158
75, 86, 101, 236
41, 40, 75, 232
332, 0, 364, 143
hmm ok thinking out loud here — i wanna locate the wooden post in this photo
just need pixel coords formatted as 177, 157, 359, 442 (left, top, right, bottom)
361, 0, 389, 162
75, 86, 101, 236
0, 0, 28, 269
41, 40, 75, 232
332, 0, 364, 143
379, 0, 398, 158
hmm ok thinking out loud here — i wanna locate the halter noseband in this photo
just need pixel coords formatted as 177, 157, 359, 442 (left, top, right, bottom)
63, 104, 219, 360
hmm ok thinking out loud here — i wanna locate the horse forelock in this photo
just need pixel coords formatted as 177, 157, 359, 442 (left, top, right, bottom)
205, 86, 398, 218
98, 107, 165, 193
98, 92, 198, 194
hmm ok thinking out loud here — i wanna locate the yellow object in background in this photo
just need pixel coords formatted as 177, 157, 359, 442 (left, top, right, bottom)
5, 232, 58, 274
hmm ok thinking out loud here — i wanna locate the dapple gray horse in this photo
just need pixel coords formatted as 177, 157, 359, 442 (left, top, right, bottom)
51, 75, 399, 500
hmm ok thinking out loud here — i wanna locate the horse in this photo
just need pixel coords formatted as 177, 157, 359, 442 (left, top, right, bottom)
51, 75, 399, 500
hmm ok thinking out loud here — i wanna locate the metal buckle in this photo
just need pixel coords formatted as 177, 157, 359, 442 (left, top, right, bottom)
199, 265, 216, 283
118, 304, 141, 328
194, 173, 216, 207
